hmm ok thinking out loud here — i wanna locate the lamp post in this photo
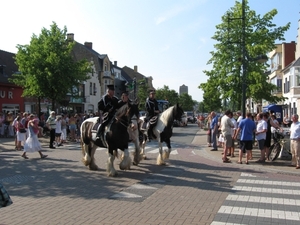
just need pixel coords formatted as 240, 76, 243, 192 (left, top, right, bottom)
241, 0, 247, 118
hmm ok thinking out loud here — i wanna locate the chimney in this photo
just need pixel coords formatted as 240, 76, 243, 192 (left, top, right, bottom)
134, 65, 138, 72
114, 61, 117, 66
84, 42, 93, 49
67, 33, 74, 41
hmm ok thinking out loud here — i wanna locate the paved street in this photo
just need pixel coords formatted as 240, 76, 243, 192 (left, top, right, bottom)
1, 127, 300, 225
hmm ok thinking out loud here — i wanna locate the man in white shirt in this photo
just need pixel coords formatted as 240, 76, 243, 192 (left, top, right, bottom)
255, 113, 267, 162
221, 110, 234, 163
290, 114, 300, 169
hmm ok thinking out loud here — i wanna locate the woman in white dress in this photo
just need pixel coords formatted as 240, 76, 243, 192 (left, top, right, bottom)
21, 116, 48, 159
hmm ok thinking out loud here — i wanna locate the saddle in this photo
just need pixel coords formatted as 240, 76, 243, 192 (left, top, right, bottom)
141, 116, 158, 131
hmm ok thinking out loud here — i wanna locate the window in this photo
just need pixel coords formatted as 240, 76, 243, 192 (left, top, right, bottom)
90, 82, 92, 95
93, 83, 96, 95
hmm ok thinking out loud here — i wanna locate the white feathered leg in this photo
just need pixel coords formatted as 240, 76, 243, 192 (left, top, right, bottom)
107, 153, 117, 177
120, 149, 131, 170
156, 142, 165, 165
162, 148, 171, 160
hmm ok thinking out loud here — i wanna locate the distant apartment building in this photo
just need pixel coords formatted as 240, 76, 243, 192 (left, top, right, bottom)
179, 84, 188, 95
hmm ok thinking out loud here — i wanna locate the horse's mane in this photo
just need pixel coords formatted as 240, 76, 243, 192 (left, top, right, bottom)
115, 103, 129, 117
159, 105, 176, 127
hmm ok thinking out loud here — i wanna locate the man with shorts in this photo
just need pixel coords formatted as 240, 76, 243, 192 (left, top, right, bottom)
220, 110, 234, 163
234, 112, 256, 164
255, 113, 267, 162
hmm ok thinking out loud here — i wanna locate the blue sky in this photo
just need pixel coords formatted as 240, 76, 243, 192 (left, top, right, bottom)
1, 0, 299, 102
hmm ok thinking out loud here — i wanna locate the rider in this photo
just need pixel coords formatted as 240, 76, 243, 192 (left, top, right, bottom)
117, 91, 132, 108
145, 90, 160, 139
96, 85, 119, 140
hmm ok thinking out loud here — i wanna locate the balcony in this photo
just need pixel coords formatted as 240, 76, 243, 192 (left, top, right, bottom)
290, 86, 300, 95
103, 71, 111, 78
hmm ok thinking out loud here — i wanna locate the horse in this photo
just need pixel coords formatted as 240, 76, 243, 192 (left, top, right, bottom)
80, 102, 140, 177
138, 103, 184, 165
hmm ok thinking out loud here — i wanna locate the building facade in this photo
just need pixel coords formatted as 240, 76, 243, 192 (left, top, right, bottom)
179, 84, 188, 95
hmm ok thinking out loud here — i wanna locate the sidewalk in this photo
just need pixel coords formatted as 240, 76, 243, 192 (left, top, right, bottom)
191, 128, 298, 175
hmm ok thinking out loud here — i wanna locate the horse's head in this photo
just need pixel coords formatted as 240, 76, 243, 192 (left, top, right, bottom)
128, 100, 140, 120
174, 103, 184, 121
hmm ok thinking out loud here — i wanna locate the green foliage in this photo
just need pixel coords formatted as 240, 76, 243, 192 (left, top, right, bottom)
155, 85, 179, 106
10, 22, 91, 111
199, 0, 289, 111
136, 78, 149, 110
178, 93, 194, 111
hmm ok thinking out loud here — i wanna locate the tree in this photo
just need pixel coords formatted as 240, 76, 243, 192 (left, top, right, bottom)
178, 93, 194, 111
11, 22, 91, 111
155, 85, 179, 106
199, 0, 290, 111
136, 78, 149, 110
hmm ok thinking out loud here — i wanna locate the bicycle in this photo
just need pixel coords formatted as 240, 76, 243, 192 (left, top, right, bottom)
268, 129, 291, 161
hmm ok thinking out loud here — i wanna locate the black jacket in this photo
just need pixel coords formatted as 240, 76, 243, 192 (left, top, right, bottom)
98, 94, 119, 114
145, 97, 159, 120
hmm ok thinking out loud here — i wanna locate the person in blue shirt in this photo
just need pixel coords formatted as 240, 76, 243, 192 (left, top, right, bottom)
234, 112, 256, 164
210, 111, 219, 151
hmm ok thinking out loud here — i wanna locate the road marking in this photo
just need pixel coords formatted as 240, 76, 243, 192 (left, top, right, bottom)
211, 173, 300, 224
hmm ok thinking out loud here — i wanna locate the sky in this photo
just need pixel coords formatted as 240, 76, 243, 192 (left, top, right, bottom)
1, 0, 299, 102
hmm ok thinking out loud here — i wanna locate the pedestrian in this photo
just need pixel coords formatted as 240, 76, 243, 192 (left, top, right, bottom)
270, 114, 280, 143
55, 115, 63, 147
283, 113, 290, 127
21, 116, 48, 159
6, 112, 14, 137
234, 112, 256, 164
15, 115, 27, 151
229, 111, 237, 157
46, 111, 56, 149
68, 114, 77, 142
264, 112, 281, 160
289, 114, 300, 169
210, 111, 218, 151
206, 113, 212, 147
220, 110, 234, 163
255, 113, 267, 162
61, 114, 67, 143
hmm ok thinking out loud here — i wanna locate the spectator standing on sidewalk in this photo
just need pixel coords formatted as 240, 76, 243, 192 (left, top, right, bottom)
229, 111, 237, 157
210, 111, 218, 151
15, 115, 26, 151
21, 116, 48, 159
206, 113, 212, 147
255, 113, 267, 162
55, 115, 63, 147
234, 112, 256, 164
289, 114, 300, 169
61, 114, 67, 144
46, 111, 56, 149
220, 110, 234, 163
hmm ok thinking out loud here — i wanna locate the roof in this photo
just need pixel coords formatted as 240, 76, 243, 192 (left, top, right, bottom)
282, 57, 300, 73
0, 49, 19, 84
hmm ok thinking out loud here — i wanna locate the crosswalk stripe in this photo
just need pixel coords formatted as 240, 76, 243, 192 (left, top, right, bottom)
226, 194, 300, 206
232, 185, 300, 195
110, 192, 142, 198
212, 173, 300, 224
237, 178, 300, 187
217, 206, 300, 221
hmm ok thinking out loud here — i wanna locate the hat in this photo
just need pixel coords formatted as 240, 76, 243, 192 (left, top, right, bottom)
122, 91, 129, 96
149, 89, 156, 94
107, 85, 115, 91
50, 111, 55, 114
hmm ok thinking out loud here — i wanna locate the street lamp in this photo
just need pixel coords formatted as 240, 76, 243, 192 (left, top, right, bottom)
240, 0, 267, 118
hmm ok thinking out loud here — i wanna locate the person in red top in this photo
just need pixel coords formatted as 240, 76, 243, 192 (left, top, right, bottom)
15, 116, 26, 151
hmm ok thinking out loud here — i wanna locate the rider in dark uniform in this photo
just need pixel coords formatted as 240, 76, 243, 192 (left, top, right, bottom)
96, 85, 119, 140
117, 91, 132, 108
145, 90, 160, 139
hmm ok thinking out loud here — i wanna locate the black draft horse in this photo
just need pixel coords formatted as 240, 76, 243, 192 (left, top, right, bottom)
139, 103, 184, 165
80, 102, 140, 177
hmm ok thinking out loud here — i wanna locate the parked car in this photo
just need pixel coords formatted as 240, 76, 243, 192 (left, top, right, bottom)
185, 111, 196, 123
